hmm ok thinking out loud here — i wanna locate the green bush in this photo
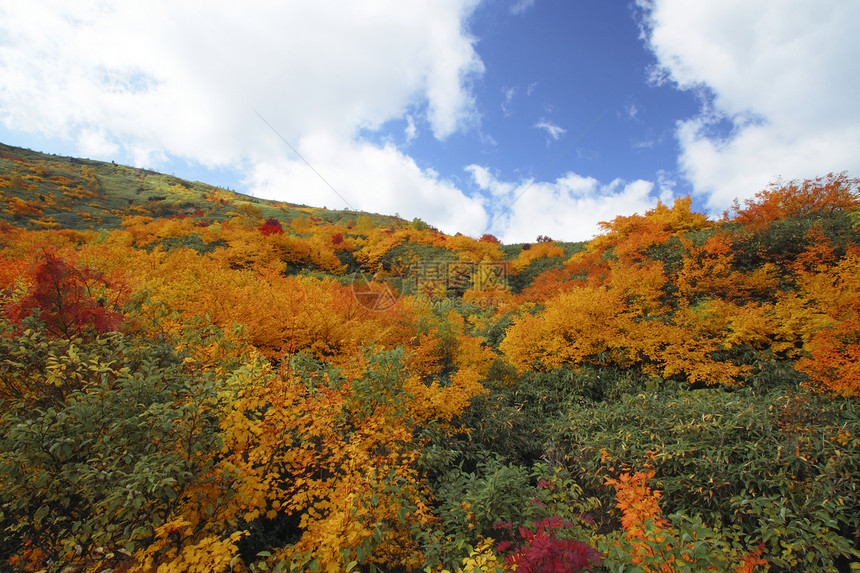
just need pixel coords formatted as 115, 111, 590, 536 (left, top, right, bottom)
425, 456, 531, 569
558, 384, 860, 571
0, 314, 225, 572
729, 214, 860, 274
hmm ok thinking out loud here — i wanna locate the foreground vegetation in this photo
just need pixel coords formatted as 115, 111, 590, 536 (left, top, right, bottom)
1, 143, 859, 572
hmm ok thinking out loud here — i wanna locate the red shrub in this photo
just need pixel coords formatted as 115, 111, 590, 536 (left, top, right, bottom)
258, 218, 284, 235
4, 253, 125, 339
495, 517, 601, 573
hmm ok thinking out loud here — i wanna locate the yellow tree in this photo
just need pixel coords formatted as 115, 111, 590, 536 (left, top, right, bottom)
136, 344, 485, 572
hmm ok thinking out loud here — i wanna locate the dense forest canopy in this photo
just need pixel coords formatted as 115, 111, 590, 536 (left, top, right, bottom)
1, 143, 859, 572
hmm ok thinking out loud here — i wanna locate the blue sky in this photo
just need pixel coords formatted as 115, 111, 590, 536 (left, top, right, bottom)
1, 0, 858, 242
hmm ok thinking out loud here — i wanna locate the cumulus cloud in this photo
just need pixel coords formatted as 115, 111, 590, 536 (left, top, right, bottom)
467, 165, 668, 243
77, 129, 120, 159
0, 0, 485, 231
639, 0, 860, 211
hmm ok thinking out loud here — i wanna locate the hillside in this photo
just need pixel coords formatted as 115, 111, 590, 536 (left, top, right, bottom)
0, 142, 580, 293
0, 141, 406, 231
1, 142, 859, 572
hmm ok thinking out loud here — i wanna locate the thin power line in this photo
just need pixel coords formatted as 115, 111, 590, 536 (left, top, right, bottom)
483, 108, 608, 235
251, 108, 354, 210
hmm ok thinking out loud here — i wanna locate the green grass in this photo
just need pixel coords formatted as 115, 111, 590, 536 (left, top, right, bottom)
0, 142, 405, 233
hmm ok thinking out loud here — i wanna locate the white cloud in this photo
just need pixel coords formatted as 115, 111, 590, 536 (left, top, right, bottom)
0, 0, 485, 226
639, 0, 860, 211
404, 115, 418, 142
248, 133, 488, 235
468, 166, 665, 243
465, 165, 514, 198
624, 101, 640, 121
501, 87, 517, 116
77, 128, 119, 159
534, 120, 566, 141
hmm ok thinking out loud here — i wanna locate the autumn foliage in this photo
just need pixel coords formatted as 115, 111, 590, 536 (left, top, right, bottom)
604, 470, 767, 573
0, 148, 858, 573
497, 517, 601, 572
4, 252, 125, 339
258, 217, 285, 235
724, 171, 859, 228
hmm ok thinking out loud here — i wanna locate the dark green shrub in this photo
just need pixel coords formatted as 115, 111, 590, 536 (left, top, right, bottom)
558, 384, 860, 571
0, 315, 225, 572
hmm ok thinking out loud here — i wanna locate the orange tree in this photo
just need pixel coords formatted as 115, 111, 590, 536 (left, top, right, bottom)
790, 249, 860, 397
499, 259, 756, 388
75, 230, 412, 365
724, 172, 859, 229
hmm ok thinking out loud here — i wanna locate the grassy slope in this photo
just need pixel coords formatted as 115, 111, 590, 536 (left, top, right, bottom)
0, 142, 402, 233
